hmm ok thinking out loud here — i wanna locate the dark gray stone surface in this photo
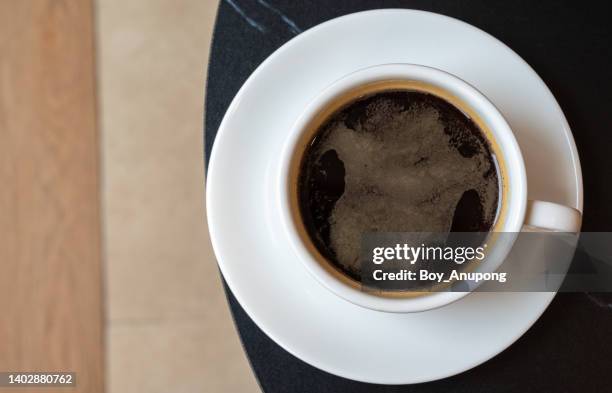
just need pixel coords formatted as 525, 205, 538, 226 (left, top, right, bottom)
205, 1, 612, 391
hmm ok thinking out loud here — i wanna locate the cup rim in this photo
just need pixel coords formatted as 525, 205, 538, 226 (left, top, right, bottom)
277, 63, 527, 313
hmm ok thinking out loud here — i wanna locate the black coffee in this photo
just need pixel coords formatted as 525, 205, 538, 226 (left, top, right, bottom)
297, 90, 500, 281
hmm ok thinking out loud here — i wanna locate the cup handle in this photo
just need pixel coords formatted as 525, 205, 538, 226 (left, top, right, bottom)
524, 200, 582, 232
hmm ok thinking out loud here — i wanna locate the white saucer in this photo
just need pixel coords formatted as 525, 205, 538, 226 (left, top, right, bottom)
207, 10, 583, 384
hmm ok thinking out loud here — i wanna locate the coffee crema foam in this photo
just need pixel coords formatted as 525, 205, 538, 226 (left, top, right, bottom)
298, 91, 500, 280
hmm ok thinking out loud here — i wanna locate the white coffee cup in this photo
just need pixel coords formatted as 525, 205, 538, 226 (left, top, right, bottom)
277, 64, 582, 313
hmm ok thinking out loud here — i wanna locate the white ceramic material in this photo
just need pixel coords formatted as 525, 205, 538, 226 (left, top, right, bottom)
207, 9, 583, 384
276, 63, 582, 313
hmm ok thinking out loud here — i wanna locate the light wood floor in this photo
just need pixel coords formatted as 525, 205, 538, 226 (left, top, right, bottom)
0, 0, 258, 392
0, 1, 104, 392
97, 0, 258, 391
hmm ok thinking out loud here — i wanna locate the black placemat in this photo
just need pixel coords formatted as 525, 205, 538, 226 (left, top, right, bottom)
205, 1, 612, 392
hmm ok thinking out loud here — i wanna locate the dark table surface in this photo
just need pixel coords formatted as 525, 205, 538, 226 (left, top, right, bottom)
204, 1, 612, 392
